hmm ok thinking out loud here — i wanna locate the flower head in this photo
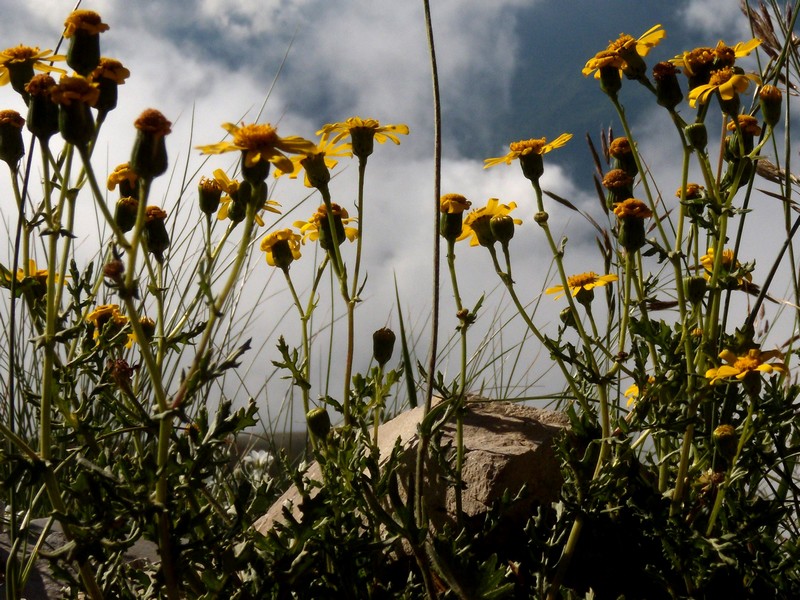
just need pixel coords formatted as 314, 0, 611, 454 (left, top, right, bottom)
317, 116, 409, 159
676, 183, 704, 200
700, 247, 752, 283
688, 67, 761, 108
706, 347, 786, 385
272, 132, 351, 188
107, 162, 139, 195
0, 45, 66, 93
613, 198, 652, 219
294, 203, 358, 247
63, 10, 110, 37
198, 122, 319, 175
440, 193, 472, 214
86, 303, 129, 342
672, 38, 761, 88
545, 272, 618, 300
727, 113, 762, 136
458, 198, 522, 247
260, 229, 302, 269
50, 75, 99, 107
0, 109, 25, 165
583, 25, 665, 79
484, 133, 572, 169
213, 169, 279, 227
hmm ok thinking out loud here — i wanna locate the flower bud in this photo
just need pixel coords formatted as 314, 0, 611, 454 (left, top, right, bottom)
306, 407, 332, 441
439, 193, 470, 242
759, 85, 782, 128
684, 123, 707, 152
0, 110, 25, 167
490, 214, 515, 246
608, 137, 638, 178
143, 206, 170, 263
602, 168, 634, 208
24, 74, 59, 141
198, 176, 222, 216
684, 276, 707, 304
652, 62, 683, 110
470, 215, 495, 247
372, 327, 396, 367
114, 196, 138, 233
63, 10, 109, 76
533, 211, 549, 224
559, 306, 577, 329
712, 424, 737, 461
131, 109, 171, 179
90, 57, 129, 115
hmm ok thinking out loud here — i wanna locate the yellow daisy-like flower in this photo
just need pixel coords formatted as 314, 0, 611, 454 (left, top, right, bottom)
90, 57, 130, 85
197, 122, 317, 172
272, 133, 351, 188
0, 45, 66, 87
688, 67, 761, 107
50, 75, 100, 107
705, 348, 786, 385
676, 183, 704, 200
699, 247, 752, 283
294, 203, 358, 244
458, 198, 522, 247
624, 376, 655, 407
211, 169, 280, 227
107, 162, 139, 192
440, 193, 472, 214
317, 116, 409, 159
672, 39, 761, 85
260, 229, 302, 268
318, 116, 409, 146
582, 24, 665, 77
484, 133, 572, 169
727, 114, 762, 136
545, 272, 618, 300
86, 303, 129, 341
613, 198, 652, 219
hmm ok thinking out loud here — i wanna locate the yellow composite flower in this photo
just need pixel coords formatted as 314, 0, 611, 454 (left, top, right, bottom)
197, 122, 317, 172
545, 272, 618, 300
440, 193, 472, 214
727, 114, 762, 136
484, 133, 572, 169
260, 229, 302, 267
700, 247, 752, 283
582, 24, 665, 77
294, 203, 358, 244
705, 348, 786, 385
107, 162, 139, 192
688, 67, 761, 107
457, 198, 522, 246
0, 259, 65, 289
613, 198, 652, 219
0, 45, 66, 87
212, 169, 280, 227
86, 303, 129, 341
624, 376, 655, 407
272, 133, 351, 187
63, 10, 110, 37
672, 38, 761, 81
317, 116, 409, 146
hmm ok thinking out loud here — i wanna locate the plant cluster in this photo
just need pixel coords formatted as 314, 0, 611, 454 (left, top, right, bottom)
1, 1, 800, 598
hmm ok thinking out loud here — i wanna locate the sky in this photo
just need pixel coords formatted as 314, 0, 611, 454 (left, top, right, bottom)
1, 0, 796, 429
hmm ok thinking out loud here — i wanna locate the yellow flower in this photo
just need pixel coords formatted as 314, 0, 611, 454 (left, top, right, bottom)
613, 198, 652, 219
63, 10, 110, 37
273, 133, 351, 188
705, 348, 786, 385
676, 183, 704, 200
440, 193, 472, 214
212, 169, 280, 227
672, 39, 761, 86
317, 116, 409, 159
90, 57, 130, 85
727, 114, 761, 136
86, 303, 129, 341
107, 162, 139, 192
688, 67, 761, 107
545, 272, 618, 300
260, 229, 302, 268
699, 247, 751, 283
484, 133, 572, 169
458, 198, 522, 247
50, 75, 100, 107
582, 25, 665, 77
294, 203, 358, 245
624, 376, 655, 407
0, 45, 66, 87
197, 122, 317, 172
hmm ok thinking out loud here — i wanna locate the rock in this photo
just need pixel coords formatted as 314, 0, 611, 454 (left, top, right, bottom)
253, 400, 569, 536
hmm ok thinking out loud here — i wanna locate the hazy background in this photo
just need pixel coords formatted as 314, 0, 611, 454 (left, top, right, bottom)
1, 0, 795, 430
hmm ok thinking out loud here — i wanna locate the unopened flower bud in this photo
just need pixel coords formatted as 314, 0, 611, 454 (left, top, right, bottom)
490, 214, 515, 246
372, 328, 396, 367
712, 424, 737, 461
534, 211, 549, 225
143, 206, 169, 263
306, 407, 332, 441
114, 196, 138, 233
759, 85, 782, 128
25, 74, 59, 141
0, 110, 25, 166
560, 306, 577, 329
684, 276, 707, 304
131, 109, 171, 179
684, 123, 707, 152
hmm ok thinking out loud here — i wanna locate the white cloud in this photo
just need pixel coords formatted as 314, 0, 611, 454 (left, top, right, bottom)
679, 0, 750, 39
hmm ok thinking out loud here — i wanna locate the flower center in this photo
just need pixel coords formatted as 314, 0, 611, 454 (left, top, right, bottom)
708, 67, 733, 86
510, 138, 545, 154
234, 124, 279, 150
3, 45, 39, 62
733, 355, 759, 372
567, 272, 598, 288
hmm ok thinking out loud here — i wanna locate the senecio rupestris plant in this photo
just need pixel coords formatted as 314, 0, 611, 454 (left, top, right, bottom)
1, 1, 800, 599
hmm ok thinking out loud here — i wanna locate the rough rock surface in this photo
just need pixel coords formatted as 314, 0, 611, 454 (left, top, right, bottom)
254, 400, 569, 535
